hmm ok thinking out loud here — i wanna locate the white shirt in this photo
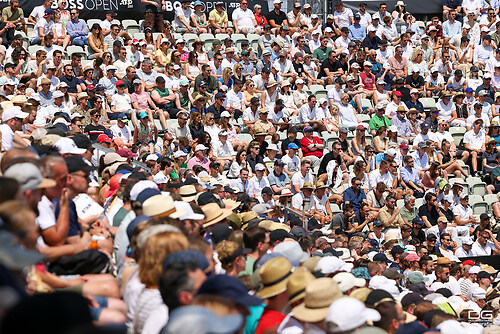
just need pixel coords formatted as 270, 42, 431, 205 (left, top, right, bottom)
471, 240, 497, 256
232, 7, 255, 28
385, 101, 407, 118
282, 154, 300, 173
291, 171, 313, 193
474, 44, 493, 63
299, 104, 319, 123
425, 73, 445, 88
436, 100, 456, 121
376, 47, 394, 64
0, 124, 14, 152
111, 93, 132, 112
247, 176, 270, 199
292, 192, 316, 212
224, 90, 244, 110
243, 107, 259, 123
334, 8, 353, 27
31, 18, 54, 42
110, 124, 132, 144
463, 129, 486, 150
453, 203, 474, 224
368, 169, 393, 190
29, 5, 46, 23
208, 60, 223, 77
455, 246, 473, 258
213, 140, 235, 158
445, 276, 462, 296
113, 59, 133, 78
173, 6, 192, 30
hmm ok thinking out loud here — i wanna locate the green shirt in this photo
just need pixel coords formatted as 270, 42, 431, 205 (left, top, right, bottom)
239, 255, 256, 277
400, 205, 417, 223
492, 166, 500, 182
369, 114, 391, 130
312, 46, 332, 63
2, 6, 23, 22
113, 207, 129, 227
153, 87, 173, 108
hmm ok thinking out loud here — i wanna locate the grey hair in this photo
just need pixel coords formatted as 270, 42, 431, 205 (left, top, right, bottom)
404, 194, 415, 205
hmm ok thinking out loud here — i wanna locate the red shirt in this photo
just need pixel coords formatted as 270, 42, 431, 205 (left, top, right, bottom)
301, 136, 323, 158
360, 72, 375, 91
255, 308, 286, 334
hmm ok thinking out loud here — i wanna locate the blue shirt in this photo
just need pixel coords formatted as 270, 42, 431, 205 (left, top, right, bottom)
240, 60, 255, 77
443, 20, 462, 38
99, 76, 118, 96
401, 165, 420, 185
391, 115, 412, 138
66, 19, 89, 39
348, 24, 366, 41
374, 153, 389, 166
343, 186, 367, 210
405, 100, 424, 114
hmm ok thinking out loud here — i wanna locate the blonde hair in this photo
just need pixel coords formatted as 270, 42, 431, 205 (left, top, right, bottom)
216, 241, 241, 271
138, 231, 188, 287
0, 200, 35, 236
192, 294, 236, 316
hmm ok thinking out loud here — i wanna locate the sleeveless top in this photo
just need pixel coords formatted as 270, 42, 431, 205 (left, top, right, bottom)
137, 122, 155, 144
441, 151, 451, 164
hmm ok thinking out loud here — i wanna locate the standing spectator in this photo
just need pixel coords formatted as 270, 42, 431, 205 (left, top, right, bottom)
66, 8, 88, 47
142, 0, 164, 33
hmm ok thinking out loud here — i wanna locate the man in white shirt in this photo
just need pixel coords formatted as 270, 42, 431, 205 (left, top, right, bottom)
436, 92, 456, 122
28, 0, 51, 24
247, 163, 270, 201
173, 0, 193, 33
0, 106, 28, 152
455, 236, 474, 257
474, 34, 494, 69
291, 181, 316, 216
464, 118, 486, 174
333, 1, 353, 28
471, 229, 500, 256
232, 0, 260, 35
411, 142, 430, 174
113, 46, 133, 80
221, 47, 237, 70
368, 160, 393, 190
212, 130, 235, 168
291, 159, 313, 194
224, 80, 245, 118
413, 123, 439, 149
110, 114, 132, 144
242, 97, 260, 133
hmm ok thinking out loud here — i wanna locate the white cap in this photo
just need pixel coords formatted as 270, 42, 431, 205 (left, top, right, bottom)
484, 72, 492, 79
386, 148, 398, 156
315, 256, 351, 274
372, 13, 380, 19
173, 150, 187, 158
367, 26, 377, 32
195, 144, 208, 151
267, 143, 278, 151
410, 88, 419, 94
173, 64, 181, 70
463, 23, 471, 29
146, 154, 158, 162
106, 65, 117, 71
363, 61, 372, 67
57, 82, 69, 88
312, 29, 321, 35
160, 38, 169, 44
326, 297, 381, 332
255, 163, 266, 171
461, 236, 473, 245
333, 272, 366, 294
273, 0, 282, 4
130, 180, 159, 201
53, 91, 64, 98
176, 38, 185, 44
411, 67, 420, 73
1, 106, 29, 122
469, 266, 481, 274
324, 27, 333, 33
70, 112, 84, 120
430, 66, 438, 72
311, 14, 318, 19
481, 26, 490, 32
175, 201, 205, 221
220, 110, 231, 118
53, 137, 86, 155
296, 79, 304, 84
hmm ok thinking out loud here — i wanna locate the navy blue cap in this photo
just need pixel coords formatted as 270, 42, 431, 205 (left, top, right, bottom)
365, 289, 394, 306
198, 275, 263, 306
412, 216, 425, 225
137, 188, 161, 204
95, 84, 104, 90
373, 253, 392, 263
373, 220, 383, 227
54, 111, 71, 121
210, 224, 233, 244
215, 92, 225, 99
391, 245, 405, 256
368, 239, 380, 248
126, 215, 151, 241
163, 250, 210, 271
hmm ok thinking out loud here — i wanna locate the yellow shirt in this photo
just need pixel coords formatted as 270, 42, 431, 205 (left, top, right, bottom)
209, 9, 228, 27
155, 49, 170, 67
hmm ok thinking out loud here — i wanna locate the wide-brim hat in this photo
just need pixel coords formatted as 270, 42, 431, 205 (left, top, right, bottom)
292, 277, 343, 323
143, 195, 186, 219
257, 256, 293, 299
180, 185, 198, 202
301, 182, 314, 190
202, 203, 233, 228
287, 267, 316, 304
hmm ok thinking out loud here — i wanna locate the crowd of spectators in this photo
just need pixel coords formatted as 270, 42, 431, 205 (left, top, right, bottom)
3, 0, 500, 333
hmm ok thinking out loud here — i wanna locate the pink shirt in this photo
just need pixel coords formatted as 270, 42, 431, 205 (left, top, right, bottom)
187, 156, 210, 171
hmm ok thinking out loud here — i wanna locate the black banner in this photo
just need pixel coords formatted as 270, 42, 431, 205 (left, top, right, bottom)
8, 0, 267, 22
342, 0, 442, 16
461, 255, 500, 270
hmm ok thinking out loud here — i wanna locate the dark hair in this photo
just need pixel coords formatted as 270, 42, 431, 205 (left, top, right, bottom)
374, 300, 399, 331
419, 255, 433, 268
235, 149, 247, 164
243, 226, 267, 251
308, 94, 316, 101
424, 192, 436, 202
343, 203, 354, 212
159, 261, 198, 311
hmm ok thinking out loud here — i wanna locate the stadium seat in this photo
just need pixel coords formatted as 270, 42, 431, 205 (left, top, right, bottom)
419, 98, 436, 111
360, 99, 373, 111
468, 194, 483, 206
415, 198, 424, 208
473, 202, 488, 215
199, 33, 214, 42
215, 33, 229, 41
28, 45, 43, 55
357, 114, 371, 123
122, 19, 138, 28
238, 133, 252, 142
325, 84, 335, 92
484, 194, 498, 209
309, 84, 324, 93
315, 90, 328, 100
126, 25, 141, 36
466, 177, 486, 196
134, 32, 145, 41
449, 127, 466, 135
396, 199, 404, 209
67, 45, 85, 56
330, 203, 342, 214
166, 119, 178, 129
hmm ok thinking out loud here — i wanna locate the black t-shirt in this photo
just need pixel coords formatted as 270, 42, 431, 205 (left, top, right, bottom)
122, 74, 140, 94
362, 35, 382, 50
84, 124, 106, 141
396, 86, 411, 103
267, 10, 287, 26
418, 204, 440, 226
318, 58, 341, 79
439, 207, 455, 225
318, 151, 341, 176
293, 62, 305, 77
339, 138, 349, 152
411, 228, 426, 243
406, 75, 425, 89
280, 137, 301, 155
